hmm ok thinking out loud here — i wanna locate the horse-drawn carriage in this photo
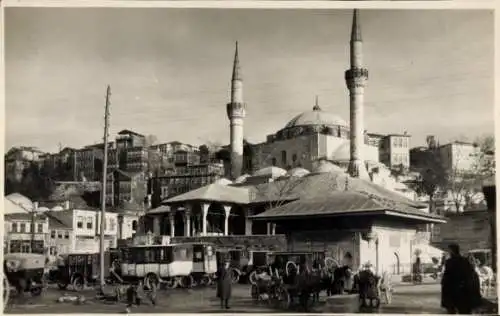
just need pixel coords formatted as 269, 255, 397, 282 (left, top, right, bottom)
216, 248, 270, 284
3, 253, 47, 309
55, 250, 120, 291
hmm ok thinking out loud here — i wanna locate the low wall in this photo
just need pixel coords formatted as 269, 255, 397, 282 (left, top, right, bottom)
172, 234, 287, 251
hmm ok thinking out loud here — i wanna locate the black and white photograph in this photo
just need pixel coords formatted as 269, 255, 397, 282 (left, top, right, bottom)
2, 3, 497, 314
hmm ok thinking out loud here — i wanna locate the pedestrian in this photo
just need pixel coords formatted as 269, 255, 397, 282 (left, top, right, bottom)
441, 243, 482, 314
216, 258, 232, 310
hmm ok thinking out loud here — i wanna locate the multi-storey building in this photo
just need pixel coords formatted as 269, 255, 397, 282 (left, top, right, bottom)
5, 146, 46, 182
116, 129, 146, 150
438, 141, 480, 173
4, 211, 49, 254
106, 169, 147, 207
149, 162, 225, 205
378, 133, 411, 170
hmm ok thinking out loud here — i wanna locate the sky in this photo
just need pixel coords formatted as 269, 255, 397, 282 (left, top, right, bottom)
5, 8, 494, 153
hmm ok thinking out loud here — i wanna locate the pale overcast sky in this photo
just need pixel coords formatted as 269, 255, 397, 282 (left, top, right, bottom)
5, 8, 494, 153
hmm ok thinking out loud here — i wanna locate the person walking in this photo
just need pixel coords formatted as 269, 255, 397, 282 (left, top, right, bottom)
441, 243, 482, 314
216, 258, 232, 310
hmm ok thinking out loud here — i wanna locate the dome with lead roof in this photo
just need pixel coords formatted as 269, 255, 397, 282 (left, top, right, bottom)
284, 101, 348, 130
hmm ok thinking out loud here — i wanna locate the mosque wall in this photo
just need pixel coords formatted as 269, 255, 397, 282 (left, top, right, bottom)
252, 134, 320, 171
320, 134, 379, 163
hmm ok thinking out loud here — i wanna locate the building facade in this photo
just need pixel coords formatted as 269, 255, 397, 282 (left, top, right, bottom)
4, 212, 49, 254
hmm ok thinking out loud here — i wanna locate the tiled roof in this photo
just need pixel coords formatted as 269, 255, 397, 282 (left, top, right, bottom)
163, 183, 250, 205
246, 172, 425, 209
45, 211, 73, 229
5, 213, 47, 220
251, 191, 445, 223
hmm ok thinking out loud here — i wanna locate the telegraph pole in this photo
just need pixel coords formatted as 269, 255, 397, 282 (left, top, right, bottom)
100, 85, 111, 292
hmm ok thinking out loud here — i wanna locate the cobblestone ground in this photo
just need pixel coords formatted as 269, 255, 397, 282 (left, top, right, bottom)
4, 281, 497, 314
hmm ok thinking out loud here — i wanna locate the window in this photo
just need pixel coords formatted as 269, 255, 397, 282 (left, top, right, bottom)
110, 218, 116, 231
281, 151, 287, 165
132, 220, 138, 231
20, 223, 26, 233
64, 231, 70, 239
87, 217, 93, 229
37, 223, 43, 233
57, 231, 63, 239
11, 223, 17, 233
77, 216, 84, 229
51, 230, 56, 239
271, 157, 277, 166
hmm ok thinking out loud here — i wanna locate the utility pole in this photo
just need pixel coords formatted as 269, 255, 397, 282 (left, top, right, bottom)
30, 203, 37, 253
73, 151, 78, 181
100, 85, 111, 292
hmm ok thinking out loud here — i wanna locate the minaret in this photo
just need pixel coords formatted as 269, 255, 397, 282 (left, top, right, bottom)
345, 9, 370, 180
226, 41, 246, 180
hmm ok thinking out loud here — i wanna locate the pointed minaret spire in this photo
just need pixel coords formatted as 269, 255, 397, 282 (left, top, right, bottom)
345, 9, 369, 180
351, 9, 362, 42
232, 41, 241, 81
313, 95, 321, 111
227, 41, 246, 180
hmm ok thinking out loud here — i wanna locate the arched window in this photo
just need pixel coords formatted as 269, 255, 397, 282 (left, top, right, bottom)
271, 158, 277, 166
281, 151, 287, 165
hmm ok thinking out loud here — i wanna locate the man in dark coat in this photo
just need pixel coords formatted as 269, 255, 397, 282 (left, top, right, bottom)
441, 243, 482, 314
216, 259, 232, 309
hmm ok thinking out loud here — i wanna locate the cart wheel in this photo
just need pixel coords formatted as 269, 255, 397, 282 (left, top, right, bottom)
71, 275, 84, 292
285, 261, 297, 277
249, 271, 258, 285
251, 284, 259, 301
30, 287, 43, 297
3, 275, 10, 310
164, 277, 177, 289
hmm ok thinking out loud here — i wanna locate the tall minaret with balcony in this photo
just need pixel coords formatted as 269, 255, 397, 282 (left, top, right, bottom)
345, 9, 369, 179
226, 42, 246, 180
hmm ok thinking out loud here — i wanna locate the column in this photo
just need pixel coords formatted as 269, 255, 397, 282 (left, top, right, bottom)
184, 204, 192, 237
169, 212, 175, 238
266, 223, 271, 235
223, 205, 232, 236
153, 216, 161, 235
271, 223, 276, 235
244, 208, 252, 236
201, 203, 209, 236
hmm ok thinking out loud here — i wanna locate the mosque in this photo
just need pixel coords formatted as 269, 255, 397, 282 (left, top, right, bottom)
151, 10, 444, 275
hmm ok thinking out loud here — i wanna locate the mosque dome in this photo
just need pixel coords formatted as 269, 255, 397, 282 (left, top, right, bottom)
234, 174, 250, 184
215, 178, 233, 186
312, 160, 345, 174
286, 167, 311, 178
284, 103, 348, 130
38, 206, 50, 212
254, 166, 287, 178
51, 206, 64, 211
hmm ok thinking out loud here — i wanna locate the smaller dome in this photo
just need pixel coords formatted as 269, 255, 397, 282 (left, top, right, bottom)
287, 167, 311, 178
215, 178, 233, 186
234, 174, 250, 184
51, 206, 64, 211
312, 161, 345, 174
254, 166, 287, 178
6, 193, 34, 211
37, 206, 50, 212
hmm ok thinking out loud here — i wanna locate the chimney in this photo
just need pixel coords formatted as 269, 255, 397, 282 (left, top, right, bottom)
65, 200, 70, 210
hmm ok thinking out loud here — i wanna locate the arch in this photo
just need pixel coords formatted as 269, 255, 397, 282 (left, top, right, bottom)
393, 252, 400, 275
174, 211, 185, 237
206, 203, 225, 235
227, 205, 245, 235
132, 220, 138, 231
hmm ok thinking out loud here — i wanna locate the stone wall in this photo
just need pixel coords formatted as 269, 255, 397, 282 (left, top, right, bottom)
431, 210, 493, 253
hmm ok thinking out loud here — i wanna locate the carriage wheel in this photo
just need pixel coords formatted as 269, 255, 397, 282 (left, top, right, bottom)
164, 277, 177, 289
249, 271, 258, 285
30, 286, 43, 297
285, 261, 297, 277
3, 275, 10, 310
230, 268, 240, 284
251, 284, 259, 301
324, 257, 338, 270
71, 275, 84, 292
180, 275, 194, 289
